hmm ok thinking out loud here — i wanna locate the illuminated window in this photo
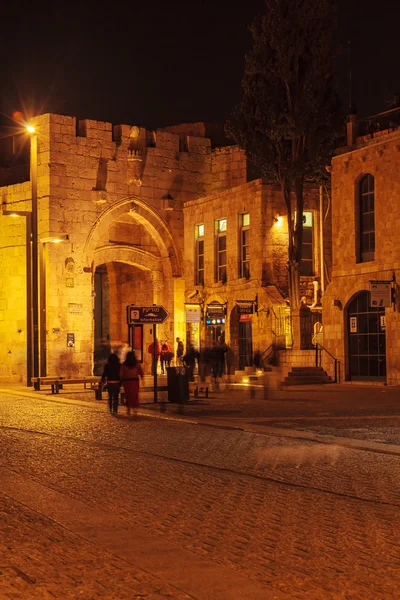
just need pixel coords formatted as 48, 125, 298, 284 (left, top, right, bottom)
240, 213, 250, 278
358, 174, 375, 263
216, 218, 227, 282
300, 211, 314, 276
195, 224, 204, 285
218, 218, 227, 233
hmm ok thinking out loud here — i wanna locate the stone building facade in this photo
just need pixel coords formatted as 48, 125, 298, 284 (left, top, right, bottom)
0, 114, 243, 382
0, 112, 331, 383
183, 178, 331, 372
322, 108, 400, 384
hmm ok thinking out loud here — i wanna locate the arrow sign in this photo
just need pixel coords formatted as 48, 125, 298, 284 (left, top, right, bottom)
127, 305, 170, 324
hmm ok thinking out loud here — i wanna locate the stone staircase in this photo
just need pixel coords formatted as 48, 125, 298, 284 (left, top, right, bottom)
282, 366, 332, 386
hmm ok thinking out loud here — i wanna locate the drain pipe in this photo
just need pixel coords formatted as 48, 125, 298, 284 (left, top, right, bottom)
319, 184, 325, 294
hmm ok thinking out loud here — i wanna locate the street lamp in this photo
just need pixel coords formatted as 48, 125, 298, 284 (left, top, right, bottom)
28, 125, 39, 384
1, 123, 40, 385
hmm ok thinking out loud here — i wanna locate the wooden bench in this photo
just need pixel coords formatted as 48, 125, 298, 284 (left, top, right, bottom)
31, 376, 100, 394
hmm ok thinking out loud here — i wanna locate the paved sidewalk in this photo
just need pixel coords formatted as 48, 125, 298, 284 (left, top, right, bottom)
1, 381, 400, 452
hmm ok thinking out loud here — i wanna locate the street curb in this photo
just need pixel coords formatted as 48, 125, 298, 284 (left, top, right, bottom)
2, 386, 400, 458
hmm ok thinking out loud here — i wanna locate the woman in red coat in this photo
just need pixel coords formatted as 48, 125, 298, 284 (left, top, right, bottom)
120, 351, 144, 416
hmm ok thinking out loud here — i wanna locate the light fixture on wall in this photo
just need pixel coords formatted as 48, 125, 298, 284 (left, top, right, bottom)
273, 214, 282, 225
40, 235, 69, 243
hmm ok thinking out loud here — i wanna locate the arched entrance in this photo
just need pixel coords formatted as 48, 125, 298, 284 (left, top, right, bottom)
347, 290, 386, 381
88, 198, 183, 376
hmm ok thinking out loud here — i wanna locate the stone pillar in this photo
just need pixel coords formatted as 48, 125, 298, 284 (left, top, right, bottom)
173, 277, 186, 345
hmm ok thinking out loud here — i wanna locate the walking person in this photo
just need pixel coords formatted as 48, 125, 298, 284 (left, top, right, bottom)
101, 353, 121, 416
183, 345, 199, 382
160, 341, 171, 374
176, 337, 184, 366
118, 340, 131, 364
148, 338, 161, 375
120, 351, 144, 416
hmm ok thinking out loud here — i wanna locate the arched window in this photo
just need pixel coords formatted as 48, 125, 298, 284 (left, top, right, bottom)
358, 174, 375, 262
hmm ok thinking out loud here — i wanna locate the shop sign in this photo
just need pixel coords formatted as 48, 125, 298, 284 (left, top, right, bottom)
236, 300, 254, 314
67, 333, 75, 347
239, 313, 252, 322
349, 316, 357, 333
369, 281, 392, 308
206, 303, 225, 320
380, 315, 386, 331
185, 305, 202, 323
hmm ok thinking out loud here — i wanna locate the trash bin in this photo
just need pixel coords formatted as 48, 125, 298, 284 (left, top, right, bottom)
167, 367, 189, 404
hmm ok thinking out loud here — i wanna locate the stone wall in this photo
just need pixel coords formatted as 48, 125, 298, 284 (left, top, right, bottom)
0, 113, 246, 382
322, 127, 400, 384
183, 179, 327, 363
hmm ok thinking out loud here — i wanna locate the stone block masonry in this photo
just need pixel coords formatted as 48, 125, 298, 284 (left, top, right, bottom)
0, 113, 248, 382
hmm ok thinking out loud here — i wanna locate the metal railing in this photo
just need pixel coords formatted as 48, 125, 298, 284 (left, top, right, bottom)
260, 344, 276, 368
358, 106, 400, 137
315, 343, 340, 383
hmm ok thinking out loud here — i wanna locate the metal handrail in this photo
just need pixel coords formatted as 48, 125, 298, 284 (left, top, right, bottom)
315, 343, 340, 383
260, 343, 274, 360
259, 344, 276, 369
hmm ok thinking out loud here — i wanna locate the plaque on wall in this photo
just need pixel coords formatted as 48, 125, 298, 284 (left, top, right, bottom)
69, 303, 83, 314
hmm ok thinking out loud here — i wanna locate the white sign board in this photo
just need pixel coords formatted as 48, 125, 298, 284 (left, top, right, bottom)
370, 282, 391, 308
186, 305, 201, 323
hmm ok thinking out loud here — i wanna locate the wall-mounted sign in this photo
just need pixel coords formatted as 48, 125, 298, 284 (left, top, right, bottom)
67, 333, 75, 347
380, 315, 386, 331
236, 300, 254, 314
369, 281, 392, 308
239, 313, 252, 322
66, 278, 74, 288
349, 316, 357, 333
69, 303, 83, 314
185, 304, 201, 323
206, 303, 225, 320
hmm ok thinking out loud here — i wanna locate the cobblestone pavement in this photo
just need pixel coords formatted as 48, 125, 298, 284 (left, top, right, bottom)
0, 493, 194, 600
1, 388, 400, 598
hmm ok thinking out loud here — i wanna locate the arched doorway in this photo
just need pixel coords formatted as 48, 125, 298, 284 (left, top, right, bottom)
347, 290, 386, 381
88, 198, 182, 376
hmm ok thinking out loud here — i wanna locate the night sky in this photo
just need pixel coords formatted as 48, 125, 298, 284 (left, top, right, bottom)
1, 1, 399, 130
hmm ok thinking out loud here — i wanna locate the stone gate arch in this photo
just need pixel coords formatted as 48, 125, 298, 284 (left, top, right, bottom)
84, 196, 182, 278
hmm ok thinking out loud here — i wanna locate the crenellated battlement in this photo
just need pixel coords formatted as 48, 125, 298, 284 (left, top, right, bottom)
36, 114, 213, 157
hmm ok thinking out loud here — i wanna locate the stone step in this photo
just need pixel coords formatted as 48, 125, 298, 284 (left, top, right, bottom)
287, 370, 325, 377
291, 366, 324, 372
282, 376, 332, 385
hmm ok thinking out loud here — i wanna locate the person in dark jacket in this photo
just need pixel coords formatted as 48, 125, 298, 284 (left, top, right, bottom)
183, 345, 200, 381
101, 353, 121, 415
